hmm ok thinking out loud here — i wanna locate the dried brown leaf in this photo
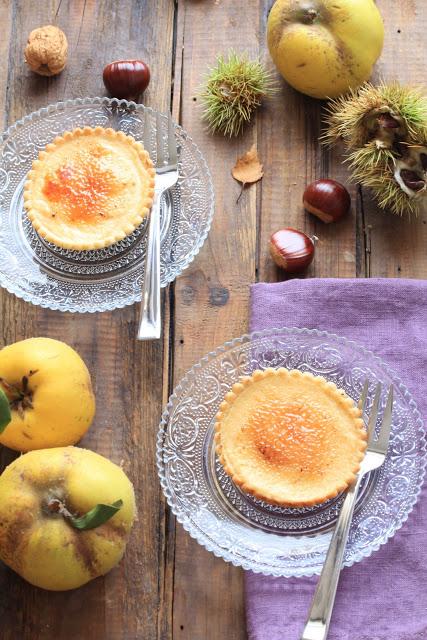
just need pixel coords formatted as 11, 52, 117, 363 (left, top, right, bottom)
232, 145, 264, 185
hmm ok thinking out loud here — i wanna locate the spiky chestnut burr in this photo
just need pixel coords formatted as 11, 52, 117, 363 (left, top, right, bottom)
323, 83, 427, 216
200, 51, 276, 137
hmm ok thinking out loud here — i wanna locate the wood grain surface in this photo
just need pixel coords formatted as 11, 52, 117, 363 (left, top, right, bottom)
0, 1, 425, 639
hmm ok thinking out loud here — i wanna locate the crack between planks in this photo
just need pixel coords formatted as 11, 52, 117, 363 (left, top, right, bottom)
171, 0, 185, 124
157, 4, 181, 639
255, 2, 268, 285
255, 173, 261, 284
357, 185, 370, 278
170, 0, 179, 116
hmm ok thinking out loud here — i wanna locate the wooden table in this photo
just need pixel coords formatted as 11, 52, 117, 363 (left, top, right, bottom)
0, 1, 425, 638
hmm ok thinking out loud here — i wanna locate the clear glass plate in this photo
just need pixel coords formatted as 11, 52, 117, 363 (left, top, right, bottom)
0, 97, 214, 312
157, 327, 426, 577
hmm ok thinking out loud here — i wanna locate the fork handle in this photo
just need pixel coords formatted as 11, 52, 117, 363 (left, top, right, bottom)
137, 191, 161, 341
300, 474, 363, 640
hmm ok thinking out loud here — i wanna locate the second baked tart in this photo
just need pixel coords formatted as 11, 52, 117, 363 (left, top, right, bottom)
24, 126, 155, 251
215, 368, 366, 507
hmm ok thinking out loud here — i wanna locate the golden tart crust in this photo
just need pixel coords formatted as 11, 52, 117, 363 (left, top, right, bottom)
215, 368, 366, 507
23, 126, 155, 251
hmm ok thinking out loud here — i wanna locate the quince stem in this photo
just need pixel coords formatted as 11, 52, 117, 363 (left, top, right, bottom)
300, 8, 318, 24
46, 498, 123, 531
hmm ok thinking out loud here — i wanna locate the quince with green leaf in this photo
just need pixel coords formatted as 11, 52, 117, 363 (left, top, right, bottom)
0, 446, 136, 590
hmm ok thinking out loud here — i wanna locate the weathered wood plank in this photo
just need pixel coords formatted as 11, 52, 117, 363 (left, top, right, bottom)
0, 1, 175, 639
170, 1, 263, 638
362, 0, 427, 280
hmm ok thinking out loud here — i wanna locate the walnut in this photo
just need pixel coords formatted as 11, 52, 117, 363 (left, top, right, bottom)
24, 25, 68, 77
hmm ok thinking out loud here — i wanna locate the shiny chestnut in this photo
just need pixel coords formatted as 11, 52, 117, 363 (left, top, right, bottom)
269, 228, 316, 273
103, 59, 150, 101
303, 179, 351, 223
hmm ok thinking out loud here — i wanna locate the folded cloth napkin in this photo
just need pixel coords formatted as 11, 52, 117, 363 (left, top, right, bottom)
246, 278, 427, 640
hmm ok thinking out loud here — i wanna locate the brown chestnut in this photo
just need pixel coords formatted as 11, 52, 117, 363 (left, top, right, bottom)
303, 179, 351, 223
103, 59, 150, 101
269, 228, 316, 273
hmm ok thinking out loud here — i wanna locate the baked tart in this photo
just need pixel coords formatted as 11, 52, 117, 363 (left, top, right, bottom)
215, 368, 366, 507
24, 126, 155, 250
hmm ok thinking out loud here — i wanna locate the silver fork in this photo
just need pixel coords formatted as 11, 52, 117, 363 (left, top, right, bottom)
137, 110, 178, 341
300, 381, 394, 640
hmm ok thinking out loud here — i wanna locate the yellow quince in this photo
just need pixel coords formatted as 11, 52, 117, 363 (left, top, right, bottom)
0, 447, 136, 590
0, 337, 95, 451
267, 0, 384, 99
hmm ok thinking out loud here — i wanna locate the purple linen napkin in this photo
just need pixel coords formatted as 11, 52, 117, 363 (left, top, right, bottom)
246, 278, 427, 640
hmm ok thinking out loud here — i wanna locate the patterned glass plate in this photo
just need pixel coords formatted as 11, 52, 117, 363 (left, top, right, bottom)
157, 327, 426, 577
0, 97, 214, 312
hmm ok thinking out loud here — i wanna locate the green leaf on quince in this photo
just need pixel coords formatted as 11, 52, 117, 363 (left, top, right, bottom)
0, 388, 11, 434
68, 499, 123, 531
